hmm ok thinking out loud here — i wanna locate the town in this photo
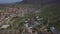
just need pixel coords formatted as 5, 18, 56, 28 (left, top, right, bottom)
0, 6, 59, 34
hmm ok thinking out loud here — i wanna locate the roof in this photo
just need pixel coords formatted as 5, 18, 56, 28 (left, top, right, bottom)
1, 25, 9, 29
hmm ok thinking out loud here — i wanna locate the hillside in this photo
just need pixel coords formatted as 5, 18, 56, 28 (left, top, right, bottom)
0, 0, 60, 31
40, 4, 60, 31
23, 0, 60, 5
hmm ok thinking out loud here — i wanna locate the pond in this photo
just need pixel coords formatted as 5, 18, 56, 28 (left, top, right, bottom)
0, 0, 23, 4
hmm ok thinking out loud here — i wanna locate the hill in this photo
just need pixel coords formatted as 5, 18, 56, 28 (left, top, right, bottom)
23, 0, 60, 5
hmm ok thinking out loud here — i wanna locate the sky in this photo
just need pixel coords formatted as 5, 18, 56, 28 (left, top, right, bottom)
0, 0, 22, 4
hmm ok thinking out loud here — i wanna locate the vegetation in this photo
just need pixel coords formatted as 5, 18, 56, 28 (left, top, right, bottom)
0, 3, 60, 33
10, 3, 41, 8
41, 5, 60, 31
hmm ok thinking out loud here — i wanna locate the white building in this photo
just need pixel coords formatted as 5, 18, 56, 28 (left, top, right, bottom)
0, 25, 9, 29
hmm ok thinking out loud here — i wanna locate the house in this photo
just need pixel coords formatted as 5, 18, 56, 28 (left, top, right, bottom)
0, 30, 20, 34
0, 25, 9, 29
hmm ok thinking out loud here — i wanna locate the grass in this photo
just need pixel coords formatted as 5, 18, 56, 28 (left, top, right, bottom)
11, 3, 41, 8
41, 4, 60, 31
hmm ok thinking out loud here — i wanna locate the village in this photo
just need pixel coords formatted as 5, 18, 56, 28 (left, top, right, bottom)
0, 7, 59, 34
0, 7, 40, 26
